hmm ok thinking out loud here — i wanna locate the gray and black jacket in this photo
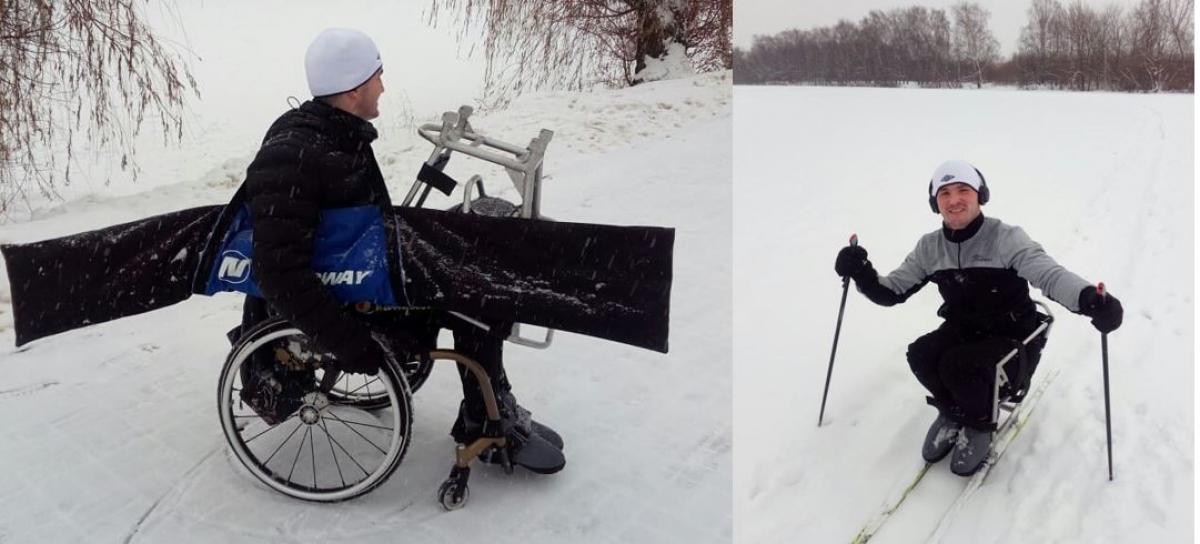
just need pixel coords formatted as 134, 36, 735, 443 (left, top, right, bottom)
853, 214, 1090, 335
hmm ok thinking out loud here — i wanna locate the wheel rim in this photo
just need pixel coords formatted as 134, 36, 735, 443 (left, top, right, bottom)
439, 482, 468, 510
319, 354, 432, 409
320, 368, 393, 409
219, 324, 412, 502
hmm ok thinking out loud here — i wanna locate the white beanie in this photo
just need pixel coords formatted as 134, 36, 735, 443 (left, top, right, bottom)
305, 28, 382, 97
929, 160, 983, 197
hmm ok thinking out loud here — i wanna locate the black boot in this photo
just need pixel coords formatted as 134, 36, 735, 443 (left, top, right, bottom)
950, 425, 993, 476
501, 391, 564, 450
921, 412, 961, 463
451, 395, 565, 474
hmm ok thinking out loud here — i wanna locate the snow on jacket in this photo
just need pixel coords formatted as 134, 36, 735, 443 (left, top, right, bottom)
855, 214, 1090, 332
243, 99, 403, 363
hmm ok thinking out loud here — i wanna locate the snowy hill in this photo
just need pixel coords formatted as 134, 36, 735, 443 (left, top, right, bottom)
0, 59, 731, 543
733, 86, 1193, 543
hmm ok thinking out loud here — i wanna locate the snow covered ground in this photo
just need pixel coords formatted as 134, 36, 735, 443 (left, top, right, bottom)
0, 3, 732, 541
733, 86, 1193, 543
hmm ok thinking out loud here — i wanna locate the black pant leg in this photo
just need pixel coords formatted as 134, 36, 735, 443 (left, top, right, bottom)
906, 324, 961, 407
937, 337, 1022, 428
451, 318, 513, 418
368, 309, 439, 356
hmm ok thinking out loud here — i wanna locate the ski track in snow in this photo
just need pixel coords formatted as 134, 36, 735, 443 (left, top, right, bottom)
0, 74, 731, 542
733, 86, 1192, 544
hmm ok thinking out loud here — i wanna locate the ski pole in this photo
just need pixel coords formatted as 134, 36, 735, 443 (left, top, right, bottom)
819, 234, 856, 427
1098, 282, 1114, 481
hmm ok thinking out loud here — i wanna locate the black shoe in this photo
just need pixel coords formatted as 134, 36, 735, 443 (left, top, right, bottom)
950, 426, 993, 476
451, 394, 565, 450
451, 397, 565, 474
505, 394, 564, 451
481, 428, 566, 475
921, 413, 961, 463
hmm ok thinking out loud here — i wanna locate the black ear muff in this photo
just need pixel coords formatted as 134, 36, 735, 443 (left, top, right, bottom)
973, 167, 989, 205
927, 180, 939, 213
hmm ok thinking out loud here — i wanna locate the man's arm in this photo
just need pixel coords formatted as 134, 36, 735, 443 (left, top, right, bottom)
1003, 226, 1091, 312
837, 240, 928, 306
246, 140, 379, 364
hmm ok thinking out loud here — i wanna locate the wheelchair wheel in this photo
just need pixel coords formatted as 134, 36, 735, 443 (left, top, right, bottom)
239, 321, 433, 411
320, 355, 432, 411
218, 318, 413, 502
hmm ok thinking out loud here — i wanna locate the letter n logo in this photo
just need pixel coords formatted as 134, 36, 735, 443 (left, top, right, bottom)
218, 250, 252, 284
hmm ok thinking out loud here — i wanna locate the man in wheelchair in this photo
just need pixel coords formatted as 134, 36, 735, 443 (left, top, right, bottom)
234, 28, 564, 475
833, 160, 1123, 476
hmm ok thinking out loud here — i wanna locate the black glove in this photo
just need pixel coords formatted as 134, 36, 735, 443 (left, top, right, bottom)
1078, 286, 1123, 333
835, 245, 871, 279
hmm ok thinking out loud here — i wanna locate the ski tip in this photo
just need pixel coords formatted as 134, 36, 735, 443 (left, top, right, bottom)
849, 233, 858, 246
1097, 282, 1106, 297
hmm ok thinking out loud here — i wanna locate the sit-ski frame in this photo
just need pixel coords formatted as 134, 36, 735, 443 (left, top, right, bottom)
991, 300, 1055, 426
401, 105, 556, 350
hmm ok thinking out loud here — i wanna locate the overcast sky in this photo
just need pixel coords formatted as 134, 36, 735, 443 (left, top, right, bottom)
734, 0, 1149, 55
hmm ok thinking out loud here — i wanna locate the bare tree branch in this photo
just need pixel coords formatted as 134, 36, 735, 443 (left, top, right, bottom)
0, 0, 198, 214
427, 0, 730, 106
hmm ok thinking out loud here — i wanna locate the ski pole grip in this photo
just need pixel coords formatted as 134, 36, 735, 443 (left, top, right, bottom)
849, 233, 858, 247
1097, 282, 1106, 299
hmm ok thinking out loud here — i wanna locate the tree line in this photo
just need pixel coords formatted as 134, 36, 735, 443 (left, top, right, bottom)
733, 0, 1193, 92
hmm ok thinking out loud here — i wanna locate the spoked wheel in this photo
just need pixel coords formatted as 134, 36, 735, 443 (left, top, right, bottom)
218, 318, 413, 502
260, 327, 432, 411
319, 356, 433, 411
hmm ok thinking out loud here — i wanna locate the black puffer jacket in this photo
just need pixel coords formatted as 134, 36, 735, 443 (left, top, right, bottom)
244, 100, 402, 363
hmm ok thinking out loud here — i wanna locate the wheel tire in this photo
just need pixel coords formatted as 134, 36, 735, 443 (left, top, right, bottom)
218, 318, 413, 502
437, 479, 469, 511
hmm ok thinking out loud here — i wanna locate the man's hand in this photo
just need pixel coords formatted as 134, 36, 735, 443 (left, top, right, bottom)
835, 245, 871, 279
1078, 286, 1123, 333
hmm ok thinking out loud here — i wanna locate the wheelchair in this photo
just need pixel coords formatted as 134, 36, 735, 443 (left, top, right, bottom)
217, 106, 556, 509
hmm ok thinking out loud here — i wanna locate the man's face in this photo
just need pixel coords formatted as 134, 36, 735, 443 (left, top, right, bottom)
350, 69, 384, 120
935, 182, 981, 230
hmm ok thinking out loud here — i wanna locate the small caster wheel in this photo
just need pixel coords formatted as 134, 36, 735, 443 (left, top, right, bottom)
438, 479, 469, 511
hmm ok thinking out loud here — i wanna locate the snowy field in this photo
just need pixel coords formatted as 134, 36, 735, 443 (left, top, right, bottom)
732, 86, 1193, 543
0, 3, 732, 541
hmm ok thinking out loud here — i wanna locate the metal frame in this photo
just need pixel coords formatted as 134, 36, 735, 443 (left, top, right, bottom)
401, 105, 556, 350
991, 300, 1055, 425
403, 105, 554, 220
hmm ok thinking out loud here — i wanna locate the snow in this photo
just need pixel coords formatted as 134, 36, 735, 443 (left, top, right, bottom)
0, 2, 732, 540
636, 42, 696, 84
733, 85, 1192, 543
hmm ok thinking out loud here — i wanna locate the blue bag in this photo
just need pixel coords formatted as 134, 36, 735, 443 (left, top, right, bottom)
202, 204, 397, 305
